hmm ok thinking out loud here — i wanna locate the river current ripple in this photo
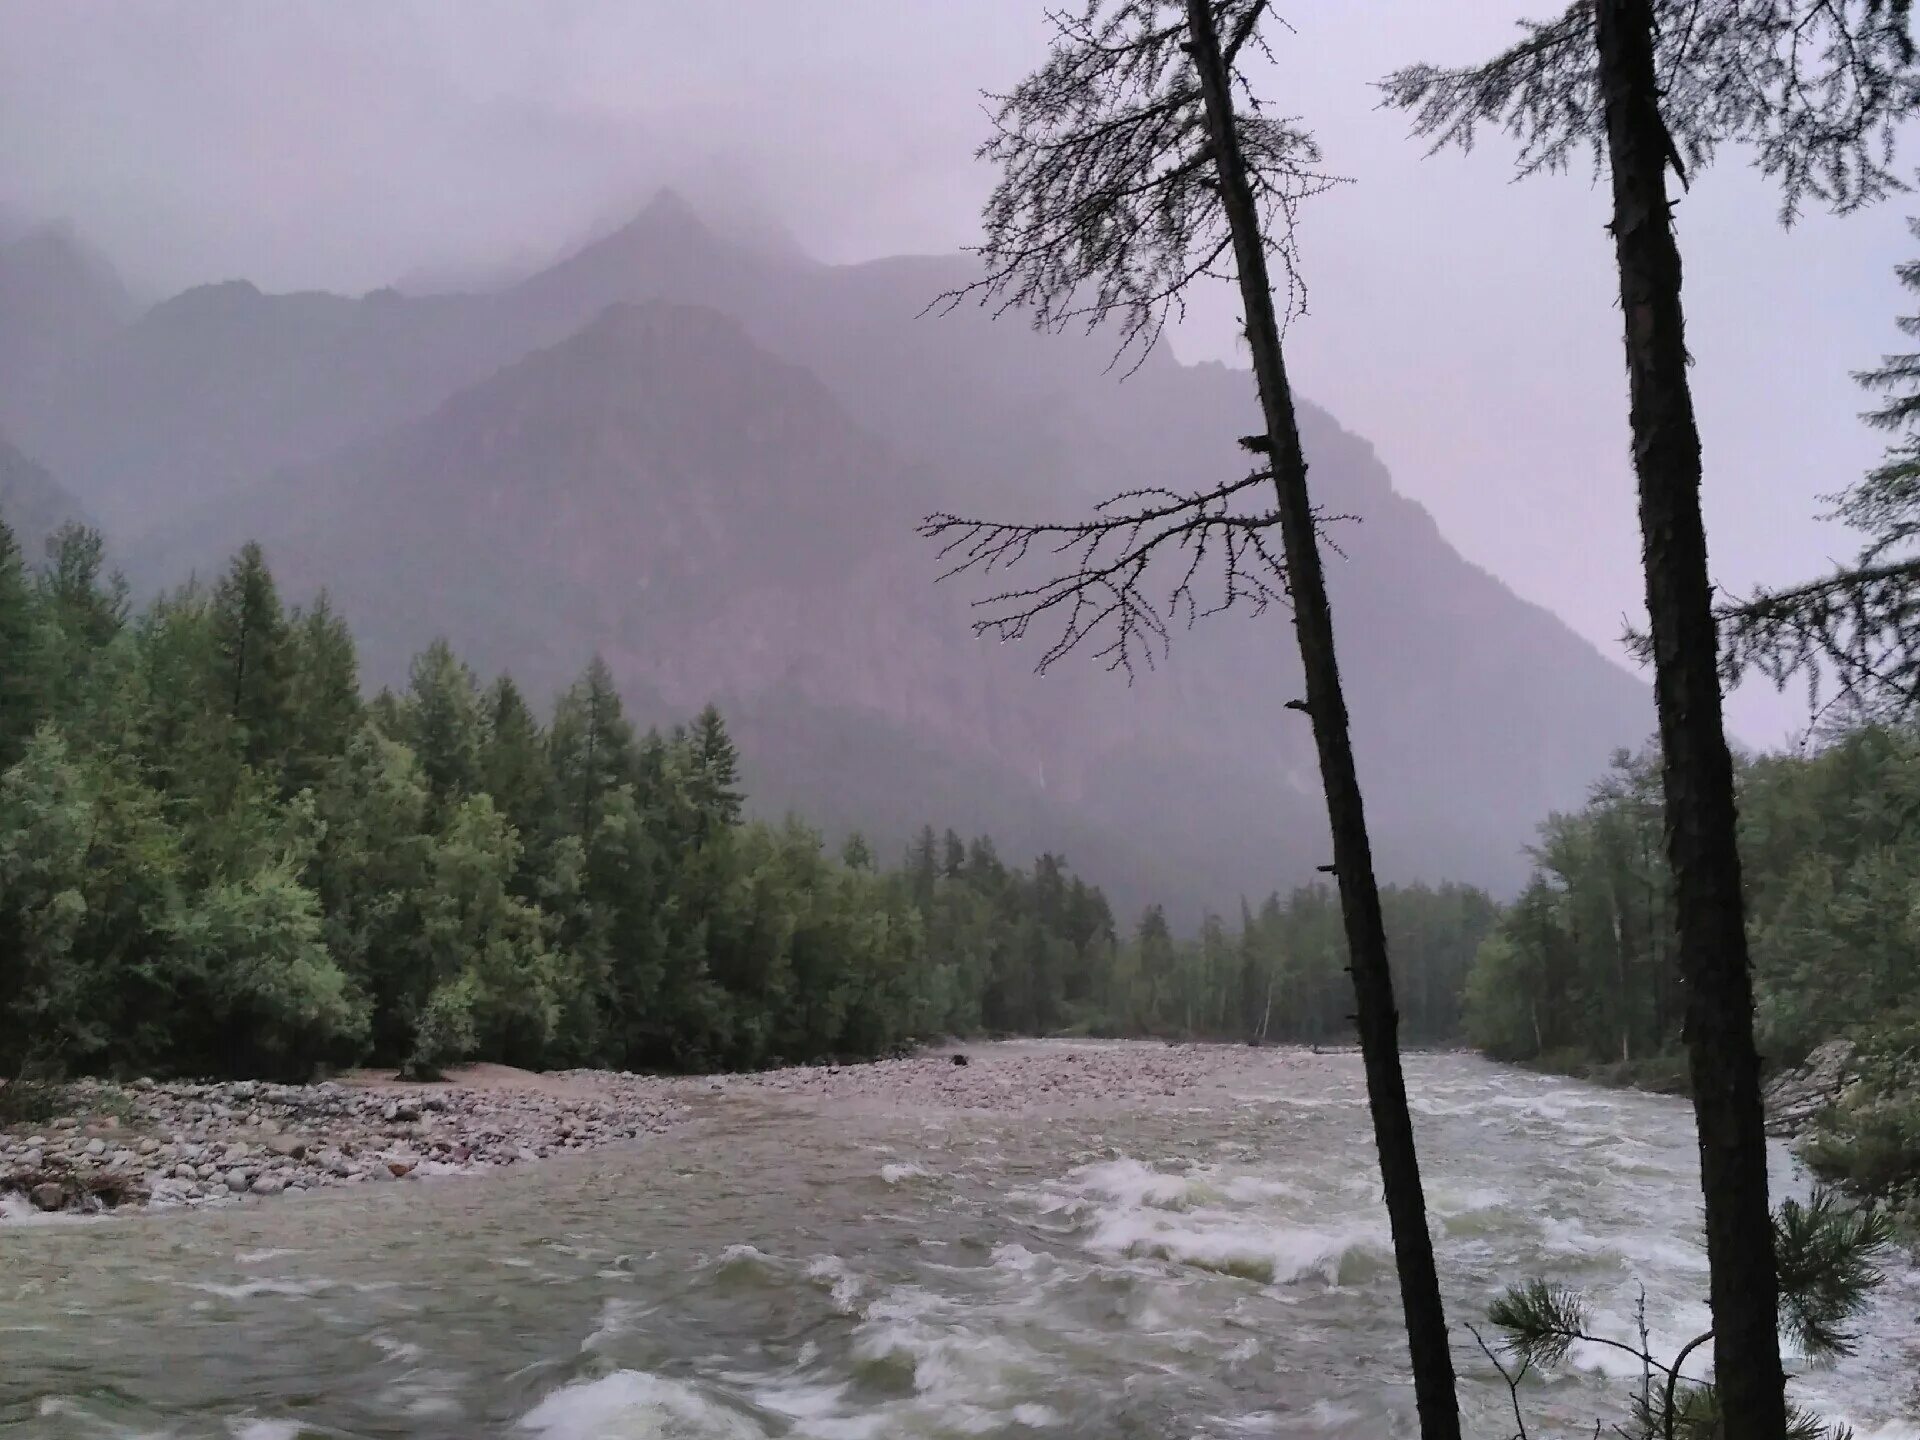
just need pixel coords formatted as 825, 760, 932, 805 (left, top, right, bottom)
3, 1043, 1916, 1439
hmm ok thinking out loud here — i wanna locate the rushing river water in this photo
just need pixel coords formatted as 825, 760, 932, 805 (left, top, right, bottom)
3, 1043, 1917, 1440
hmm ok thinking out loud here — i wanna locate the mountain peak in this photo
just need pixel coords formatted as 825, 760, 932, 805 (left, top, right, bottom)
606, 187, 714, 249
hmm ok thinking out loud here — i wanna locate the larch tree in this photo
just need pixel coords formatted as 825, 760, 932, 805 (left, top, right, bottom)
920, 3, 1461, 1432
1716, 209, 1920, 722
1382, 5, 1919, 1434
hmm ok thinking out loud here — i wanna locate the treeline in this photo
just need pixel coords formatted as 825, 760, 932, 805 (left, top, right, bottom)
0, 524, 1132, 1080
1098, 883, 1497, 1046
1463, 733, 1920, 1208
0, 519, 1504, 1082
1463, 733, 1920, 1069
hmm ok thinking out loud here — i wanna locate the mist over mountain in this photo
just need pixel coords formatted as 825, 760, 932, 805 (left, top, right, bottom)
0, 429, 91, 562
5, 191, 1653, 917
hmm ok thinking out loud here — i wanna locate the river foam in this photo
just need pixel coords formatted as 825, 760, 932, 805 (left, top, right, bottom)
3, 1044, 1914, 1440
520, 1371, 768, 1439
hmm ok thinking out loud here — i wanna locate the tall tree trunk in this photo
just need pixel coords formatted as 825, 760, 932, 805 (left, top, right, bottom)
1592, 2, 1785, 1433
1183, 7, 1460, 1436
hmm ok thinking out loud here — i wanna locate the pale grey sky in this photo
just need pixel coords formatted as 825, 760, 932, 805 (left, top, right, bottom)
3, 0, 1911, 745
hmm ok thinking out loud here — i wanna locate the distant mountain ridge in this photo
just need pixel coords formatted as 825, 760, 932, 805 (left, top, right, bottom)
9, 192, 1654, 916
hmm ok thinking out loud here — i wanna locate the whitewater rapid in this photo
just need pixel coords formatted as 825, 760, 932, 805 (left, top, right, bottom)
2, 1042, 1915, 1438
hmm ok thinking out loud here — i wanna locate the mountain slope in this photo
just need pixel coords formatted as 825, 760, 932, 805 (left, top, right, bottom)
0, 224, 133, 442
126, 280, 1653, 914
0, 430, 92, 561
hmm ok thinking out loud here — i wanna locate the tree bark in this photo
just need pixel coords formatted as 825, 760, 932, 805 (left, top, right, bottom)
1183, 6, 1460, 1436
1591, 2, 1786, 1434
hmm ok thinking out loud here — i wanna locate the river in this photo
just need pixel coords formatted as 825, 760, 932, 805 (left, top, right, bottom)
3, 1043, 1916, 1439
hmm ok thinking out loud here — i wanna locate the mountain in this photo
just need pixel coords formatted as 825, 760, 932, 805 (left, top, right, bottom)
0, 224, 134, 442
34, 193, 1652, 914
21, 192, 1178, 528
0, 430, 92, 561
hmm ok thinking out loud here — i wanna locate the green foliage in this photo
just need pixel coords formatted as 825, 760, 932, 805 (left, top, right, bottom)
1463, 735, 1920, 1079
1483, 1190, 1894, 1439
1803, 1005, 1920, 1211
1485, 1278, 1587, 1367
1773, 1191, 1896, 1358
4, 534, 1223, 1081
169, 858, 368, 1078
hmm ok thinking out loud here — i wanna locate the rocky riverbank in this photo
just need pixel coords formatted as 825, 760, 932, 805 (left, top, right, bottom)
1761, 1038, 1859, 1138
0, 1041, 1303, 1218
0, 1067, 691, 1218
7, 1038, 1869, 1221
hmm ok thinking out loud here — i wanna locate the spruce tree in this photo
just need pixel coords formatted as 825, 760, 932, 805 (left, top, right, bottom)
284, 592, 360, 795
209, 542, 294, 775
480, 674, 551, 842
0, 513, 39, 768
549, 655, 634, 846
401, 639, 484, 821
686, 702, 744, 837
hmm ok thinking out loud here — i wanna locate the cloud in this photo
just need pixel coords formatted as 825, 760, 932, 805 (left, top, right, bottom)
2, 0, 1908, 743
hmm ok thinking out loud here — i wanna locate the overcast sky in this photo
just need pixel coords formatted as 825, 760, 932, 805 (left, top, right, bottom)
4, 0, 1912, 745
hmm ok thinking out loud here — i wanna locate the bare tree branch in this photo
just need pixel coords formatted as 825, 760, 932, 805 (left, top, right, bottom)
927, 0, 1344, 374
1381, 1, 1918, 225
920, 466, 1354, 676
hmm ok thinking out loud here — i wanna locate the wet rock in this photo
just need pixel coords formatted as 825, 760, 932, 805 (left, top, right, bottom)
1764, 1039, 1856, 1137
29, 1182, 64, 1212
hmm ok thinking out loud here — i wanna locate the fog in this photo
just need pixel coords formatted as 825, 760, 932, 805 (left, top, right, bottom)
4, 0, 1911, 743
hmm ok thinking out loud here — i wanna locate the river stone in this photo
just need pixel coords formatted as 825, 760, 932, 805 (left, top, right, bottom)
20, 1147, 43, 1169
266, 1135, 307, 1160
225, 1169, 250, 1193
29, 1182, 64, 1211
84, 1137, 107, 1157
138, 1138, 160, 1155
250, 1173, 285, 1196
